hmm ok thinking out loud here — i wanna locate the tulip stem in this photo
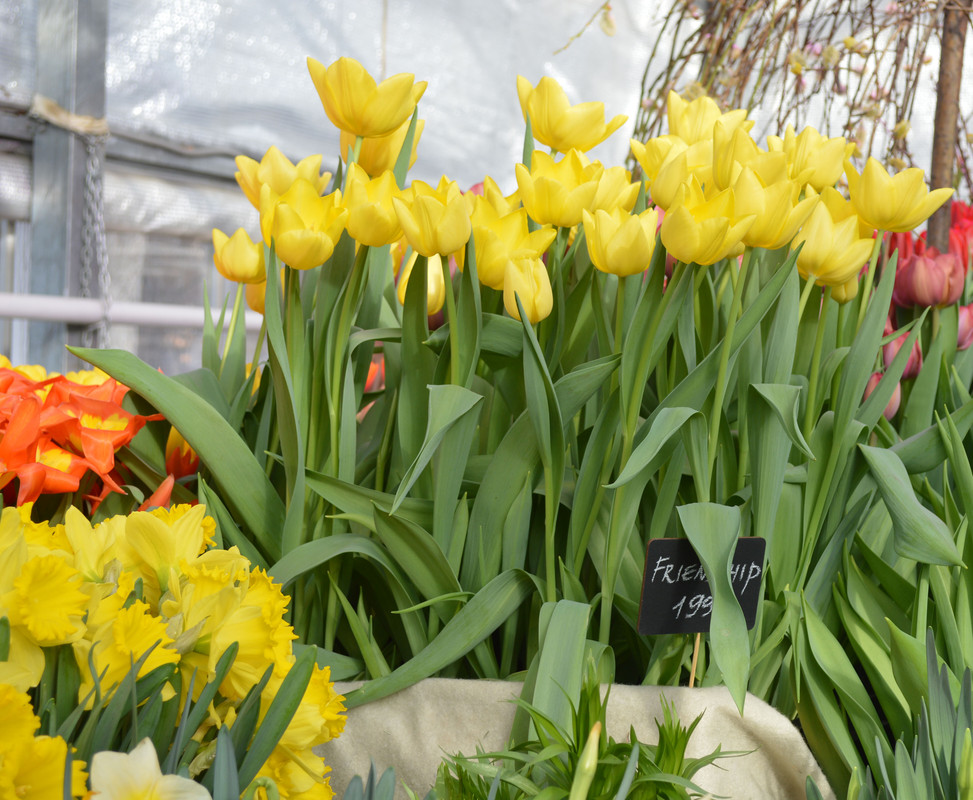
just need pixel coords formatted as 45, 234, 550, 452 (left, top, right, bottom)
706, 249, 752, 499
797, 275, 820, 321
804, 287, 832, 436
855, 235, 884, 333
441, 254, 461, 384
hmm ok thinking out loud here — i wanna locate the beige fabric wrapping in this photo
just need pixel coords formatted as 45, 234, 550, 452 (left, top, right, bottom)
319, 679, 835, 800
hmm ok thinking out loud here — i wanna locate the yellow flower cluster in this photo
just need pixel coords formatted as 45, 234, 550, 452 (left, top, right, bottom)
0, 504, 345, 800
214, 57, 953, 323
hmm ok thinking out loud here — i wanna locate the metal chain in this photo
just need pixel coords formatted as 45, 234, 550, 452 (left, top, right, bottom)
80, 132, 112, 349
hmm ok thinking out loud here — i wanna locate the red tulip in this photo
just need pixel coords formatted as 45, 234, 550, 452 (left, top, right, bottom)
892, 246, 964, 308
882, 317, 922, 379
864, 372, 901, 420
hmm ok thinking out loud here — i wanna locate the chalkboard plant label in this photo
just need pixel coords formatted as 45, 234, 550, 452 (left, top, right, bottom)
637, 537, 766, 635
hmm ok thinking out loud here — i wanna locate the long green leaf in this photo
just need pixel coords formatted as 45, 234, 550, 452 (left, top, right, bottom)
68, 347, 285, 560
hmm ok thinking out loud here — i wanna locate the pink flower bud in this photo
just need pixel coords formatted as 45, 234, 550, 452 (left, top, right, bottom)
864, 372, 901, 420
892, 248, 965, 308
882, 317, 922, 379
959, 304, 973, 350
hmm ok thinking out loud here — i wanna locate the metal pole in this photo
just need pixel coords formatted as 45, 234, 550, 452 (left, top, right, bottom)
29, 0, 109, 370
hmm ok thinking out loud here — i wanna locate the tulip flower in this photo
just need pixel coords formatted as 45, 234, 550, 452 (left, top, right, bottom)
882, 316, 923, 379
791, 202, 875, 289
819, 185, 874, 239
515, 149, 603, 228
396, 252, 446, 315
766, 125, 852, 192
260, 180, 348, 270
845, 157, 953, 232
393, 177, 471, 257
830, 276, 860, 304
516, 75, 627, 153
892, 247, 964, 308
504, 255, 553, 323
343, 163, 403, 247
659, 176, 755, 265
864, 372, 901, 420
666, 90, 752, 146
650, 141, 713, 210
307, 56, 427, 139
234, 146, 330, 209
958, 303, 973, 350
165, 427, 199, 480
731, 167, 818, 250
630, 135, 687, 184
340, 116, 425, 177
470, 201, 556, 290
212, 228, 266, 284
590, 165, 640, 213
582, 206, 659, 277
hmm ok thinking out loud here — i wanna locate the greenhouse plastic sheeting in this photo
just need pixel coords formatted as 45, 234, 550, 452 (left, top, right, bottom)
103, 0, 655, 190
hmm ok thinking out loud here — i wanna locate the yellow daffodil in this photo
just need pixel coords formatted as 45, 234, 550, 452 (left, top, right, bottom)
731, 167, 818, 250
393, 177, 471, 257
470, 201, 556, 290
582, 206, 659, 277
516, 75, 627, 153
590, 165, 640, 213
255, 745, 333, 800
0, 684, 39, 746
343, 163, 403, 247
515, 149, 603, 228
341, 116, 424, 177
766, 125, 852, 192
630, 136, 687, 184
276, 663, 346, 750
504, 256, 553, 323
660, 177, 755, 265
212, 228, 266, 284
308, 56, 427, 139
397, 252, 447, 314
61, 506, 120, 581
845, 157, 953, 232
4, 555, 87, 646
666, 90, 752, 146
260, 180, 349, 270
234, 146, 331, 209
791, 202, 875, 288
75, 601, 180, 701
90, 738, 212, 800
0, 732, 89, 800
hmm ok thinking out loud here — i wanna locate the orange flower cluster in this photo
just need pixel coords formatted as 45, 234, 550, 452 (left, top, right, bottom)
0, 357, 160, 506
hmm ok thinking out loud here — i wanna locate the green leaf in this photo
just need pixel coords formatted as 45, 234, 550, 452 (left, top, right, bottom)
751, 383, 814, 458
238, 645, 316, 788
892, 397, 973, 474
860, 444, 962, 565
392, 385, 483, 513
606, 408, 697, 488
211, 725, 241, 800
677, 503, 749, 712
344, 570, 534, 708
67, 347, 285, 561
530, 601, 592, 736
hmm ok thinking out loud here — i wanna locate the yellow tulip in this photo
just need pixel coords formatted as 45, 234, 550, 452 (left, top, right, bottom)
582, 206, 659, 277
712, 120, 761, 191
650, 141, 713, 210
659, 177, 755, 265
731, 167, 818, 250
397, 251, 447, 314
790, 202, 875, 288
515, 149, 603, 228
340, 116, 425, 177
307, 56, 427, 139
260, 180, 348, 270
666, 90, 752, 146
470, 201, 556, 290
630, 135, 687, 184
212, 228, 266, 284
766, 125, 852, 192
343, 163, 402, 247
516, 75, 627, 153
845, 157, 953, 232
393, 177, 471, 257
830, 277, 860, 304
590, 165, 640, 213
476, 175, 522, 217
245, 280, 267, 314
234, 146, 330, 209
819, 185, 874, 239
504, 255, 553, 323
